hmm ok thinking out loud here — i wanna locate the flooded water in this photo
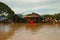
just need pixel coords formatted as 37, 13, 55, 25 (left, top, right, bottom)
0, 23, 60, 40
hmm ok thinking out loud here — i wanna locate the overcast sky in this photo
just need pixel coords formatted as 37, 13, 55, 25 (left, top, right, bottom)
0, 0, 60, 15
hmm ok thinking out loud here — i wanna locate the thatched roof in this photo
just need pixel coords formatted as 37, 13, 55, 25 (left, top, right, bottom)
25, 12, 40, 18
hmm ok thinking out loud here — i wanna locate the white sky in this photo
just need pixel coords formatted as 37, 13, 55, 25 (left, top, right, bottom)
0, 0, 60, 15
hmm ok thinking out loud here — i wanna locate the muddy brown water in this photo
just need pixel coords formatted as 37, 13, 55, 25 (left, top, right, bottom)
0, 23, 60, 40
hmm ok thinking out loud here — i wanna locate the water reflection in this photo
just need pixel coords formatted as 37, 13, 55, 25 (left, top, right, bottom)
25, 23, 43, 34
0, 23, 60, 40
0, 23, 21, 40
0, 24, 11, 33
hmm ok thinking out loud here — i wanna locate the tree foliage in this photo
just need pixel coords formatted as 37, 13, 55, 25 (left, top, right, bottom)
0, 2, 15, 18
42, 13, 60, 20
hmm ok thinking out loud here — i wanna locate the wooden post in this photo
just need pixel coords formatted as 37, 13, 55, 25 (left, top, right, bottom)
38, 17, 39, 23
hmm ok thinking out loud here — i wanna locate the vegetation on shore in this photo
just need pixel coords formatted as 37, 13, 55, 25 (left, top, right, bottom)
0, 2, 60, 23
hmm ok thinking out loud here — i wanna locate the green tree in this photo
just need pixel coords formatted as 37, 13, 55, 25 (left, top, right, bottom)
0, 2, 15, 19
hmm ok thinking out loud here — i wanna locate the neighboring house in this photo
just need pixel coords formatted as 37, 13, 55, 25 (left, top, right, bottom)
12, 14, 26, 23
0, 16, 9, 23
16, 14, 24, 18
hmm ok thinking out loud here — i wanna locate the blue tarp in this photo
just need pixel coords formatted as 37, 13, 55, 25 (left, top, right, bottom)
39, 16, 44, 20
0, 16, 4, 19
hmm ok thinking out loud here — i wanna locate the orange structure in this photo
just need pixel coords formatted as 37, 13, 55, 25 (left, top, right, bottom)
29, 19, 34, 27
29, 19, 34, 24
